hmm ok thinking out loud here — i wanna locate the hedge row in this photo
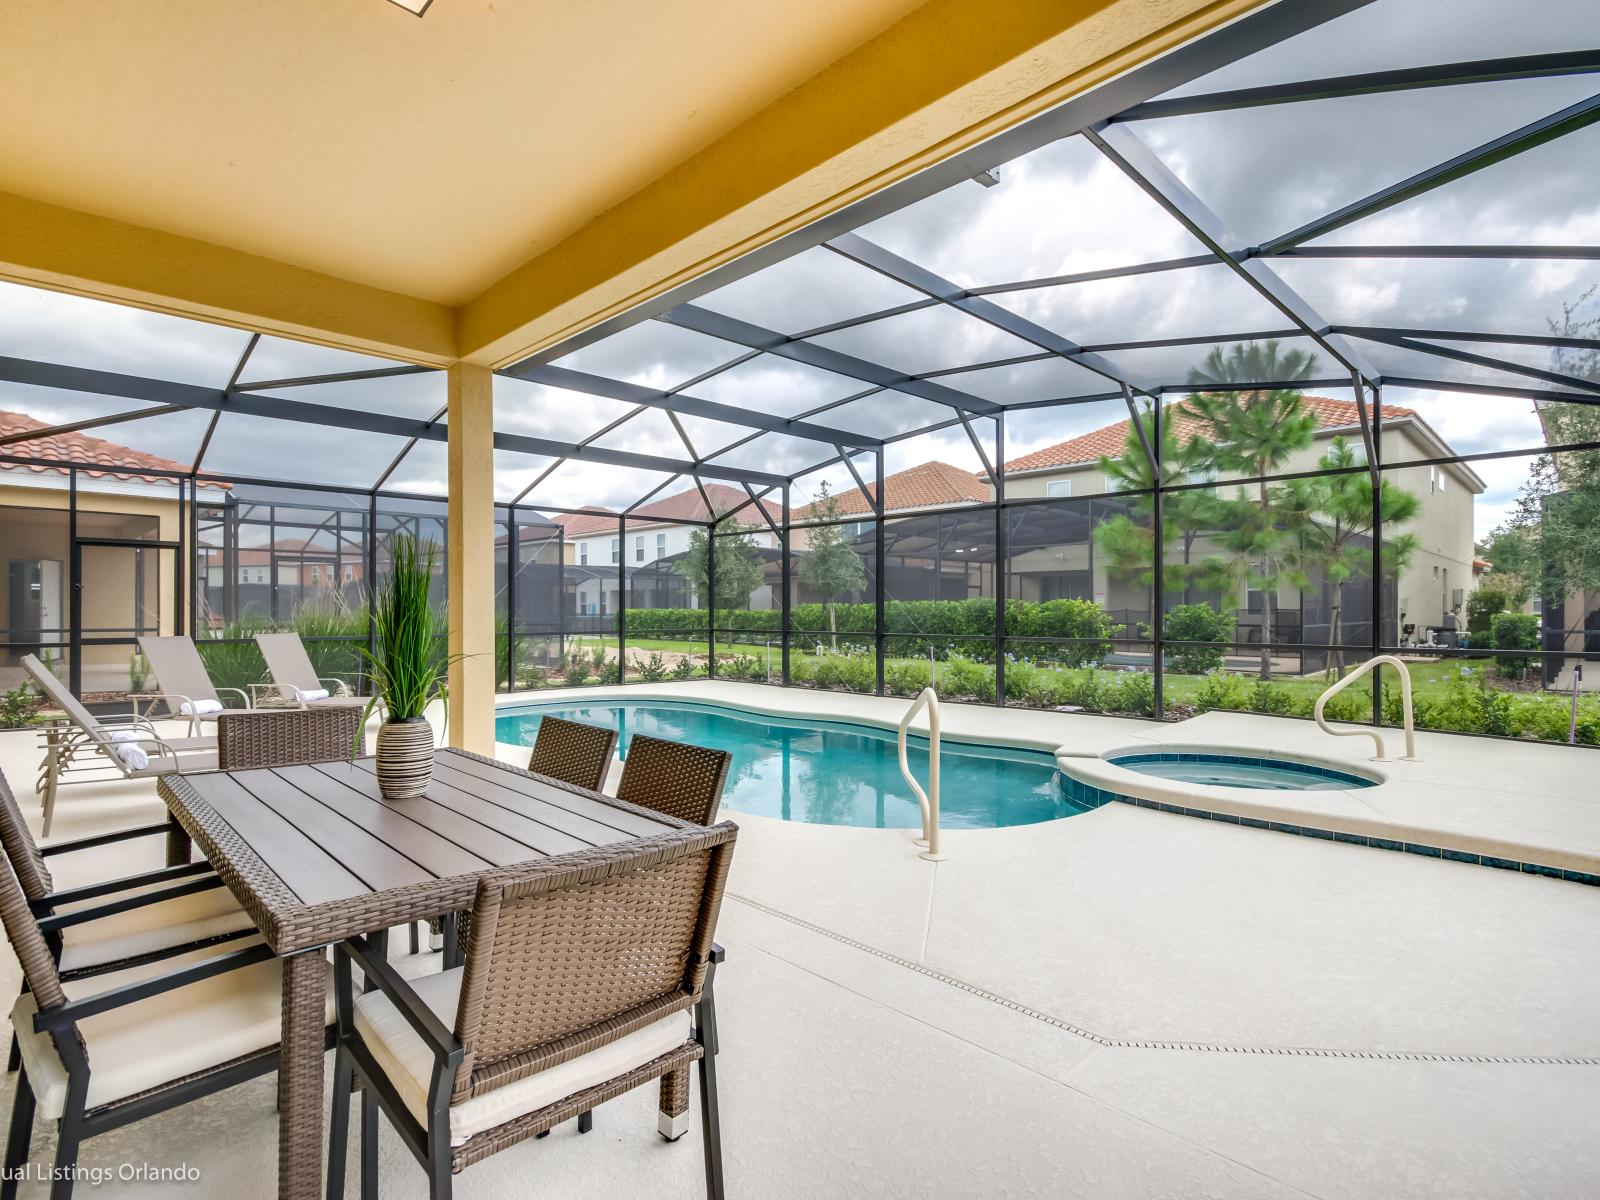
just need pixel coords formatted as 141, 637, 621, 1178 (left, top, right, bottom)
623, 598, 1120, 665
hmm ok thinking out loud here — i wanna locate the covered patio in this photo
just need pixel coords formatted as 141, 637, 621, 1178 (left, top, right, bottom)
0, 0, 1596, 1197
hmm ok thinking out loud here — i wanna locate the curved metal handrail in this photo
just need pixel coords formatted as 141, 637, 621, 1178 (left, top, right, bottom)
1314, 654, 1418, 761
897, 687, 945, 861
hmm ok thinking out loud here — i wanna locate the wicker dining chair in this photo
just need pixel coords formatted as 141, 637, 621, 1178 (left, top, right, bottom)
0, 854, 331, 1200
0, 768, 252, 984
216, 704, 367, 771
614, 734, 732, 826
527, 716, 618, 793
328, 822, 737, 1200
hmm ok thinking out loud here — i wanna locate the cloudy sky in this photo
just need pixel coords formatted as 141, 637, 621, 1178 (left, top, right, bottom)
1, 0, 1596, 540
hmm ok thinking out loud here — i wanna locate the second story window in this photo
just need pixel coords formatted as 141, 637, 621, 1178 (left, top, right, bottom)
610, 537, 620, 564
579, 544, 588, 566
1045, 479, 1072, 498
656, 532, 666, 558
635, 535, 644, 562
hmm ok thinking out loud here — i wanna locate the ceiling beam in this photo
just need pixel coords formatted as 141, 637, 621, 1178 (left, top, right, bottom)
1085, 120, 1381, 386
1259, 91, 1600, 253
1117, 49, 1600, 121
0, 403, 186, 448
1348, 330, 1600, 397
0, 354, 782, 486
508, 362, 884, 447
656, 304, 1002, 416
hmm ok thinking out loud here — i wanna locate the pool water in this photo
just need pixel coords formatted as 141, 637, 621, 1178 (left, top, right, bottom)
1108, 752, 1375, 791
495, 700, 1089, 829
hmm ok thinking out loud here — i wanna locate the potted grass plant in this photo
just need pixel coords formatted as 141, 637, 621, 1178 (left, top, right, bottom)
357, 534, 457, 799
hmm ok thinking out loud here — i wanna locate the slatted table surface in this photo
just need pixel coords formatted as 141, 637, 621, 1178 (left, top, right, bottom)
157, 748, 691, 1200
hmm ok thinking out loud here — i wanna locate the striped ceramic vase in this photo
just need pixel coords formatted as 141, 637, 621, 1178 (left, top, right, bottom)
375, 717, 434, 799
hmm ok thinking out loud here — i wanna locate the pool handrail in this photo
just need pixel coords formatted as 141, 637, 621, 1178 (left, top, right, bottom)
1314, 655, 1418, 761
897, 687, 946, 861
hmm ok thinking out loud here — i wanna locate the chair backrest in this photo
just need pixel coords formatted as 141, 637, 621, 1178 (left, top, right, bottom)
21, 655, 113, 751
0, 768, 52, 901
527, 717, 617, 793
450, 822, 736, 1105
254, 633, 320, 702
218, 706, 367, 771
0, 851, 66, 1013
137, 636, 222, 710
615, 734, 732, 825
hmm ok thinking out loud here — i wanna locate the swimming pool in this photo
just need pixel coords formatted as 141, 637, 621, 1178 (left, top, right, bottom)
495, 699, 1090, 829
1108, 752, 1376, 791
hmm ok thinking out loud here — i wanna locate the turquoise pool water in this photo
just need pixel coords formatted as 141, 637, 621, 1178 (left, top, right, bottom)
1108, 752, 1375, 791
495, 700, 1087, 829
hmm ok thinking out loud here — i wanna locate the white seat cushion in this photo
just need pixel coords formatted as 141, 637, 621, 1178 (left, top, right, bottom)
354, 967, 692, 1147
12, 949, 329, 1119
56, 883, 253, 972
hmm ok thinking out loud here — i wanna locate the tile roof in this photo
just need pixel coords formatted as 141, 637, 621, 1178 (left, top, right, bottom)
1001, 396, 1418, 474
794, 460, 992, 520
0, 408, 225, 488
532, 483, 781, 540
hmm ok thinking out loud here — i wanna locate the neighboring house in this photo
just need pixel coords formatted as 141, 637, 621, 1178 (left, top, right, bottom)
0, 409, 229, 694
520, 484, 782, 617
996, 396, 1484, 646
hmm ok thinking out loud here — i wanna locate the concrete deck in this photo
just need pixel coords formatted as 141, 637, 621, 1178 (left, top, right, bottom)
0, 693, 1595, 1197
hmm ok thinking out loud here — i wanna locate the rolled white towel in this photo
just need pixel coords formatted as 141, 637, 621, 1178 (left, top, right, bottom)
108, 729, 150, 771
298, 688, 330, 703
179, 698, 224, 717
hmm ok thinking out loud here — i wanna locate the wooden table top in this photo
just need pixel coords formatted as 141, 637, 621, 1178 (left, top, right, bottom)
158, 748, 688, 954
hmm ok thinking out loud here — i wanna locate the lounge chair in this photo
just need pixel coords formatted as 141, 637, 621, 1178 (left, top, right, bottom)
615, 734, 732, 826
20, 656, 216, 837
327, 823, 736, 1200
136, 635, 254, 736
253, 633, 362, 709
0, 854, 331, 1200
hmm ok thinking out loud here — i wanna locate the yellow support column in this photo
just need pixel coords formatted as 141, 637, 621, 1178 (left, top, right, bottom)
447, 362, 496, 754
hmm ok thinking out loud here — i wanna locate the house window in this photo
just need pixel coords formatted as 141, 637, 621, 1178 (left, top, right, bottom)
1430, 465, 1447, 494
1532, 596, 1543, 616
635, 535, 644, 563
610, 538, 620, 564
1186, 463, 1217, 486
656, 532, 666, 558
1045, 480, 1072, 498
579, 544, 588, 566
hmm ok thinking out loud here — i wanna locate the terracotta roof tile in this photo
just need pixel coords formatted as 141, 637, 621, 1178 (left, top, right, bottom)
794, 460, 991, 520
533, 483, 780, 539
0, 409, 227, 489
1001, 395, 1417, 474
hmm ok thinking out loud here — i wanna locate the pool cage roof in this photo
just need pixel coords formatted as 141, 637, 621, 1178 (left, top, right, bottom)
1, 0, 1597, 517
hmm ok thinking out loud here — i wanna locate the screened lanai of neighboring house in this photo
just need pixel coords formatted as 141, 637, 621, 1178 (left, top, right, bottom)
2, 0, 1597, 737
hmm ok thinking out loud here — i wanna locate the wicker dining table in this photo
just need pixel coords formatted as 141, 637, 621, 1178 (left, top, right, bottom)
157, 747, 690, 1200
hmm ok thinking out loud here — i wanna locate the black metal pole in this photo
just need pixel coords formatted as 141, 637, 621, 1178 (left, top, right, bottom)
993, 415, 1006, 708
705, 513, 716, 679
506, 506, 519, 692
1370, 385, 1384, 725
617, 516, 628, 684
875, 449, 886, 695
1151, 399, 1165, 719
781, 483, 792, 686
68, 467, 80, 698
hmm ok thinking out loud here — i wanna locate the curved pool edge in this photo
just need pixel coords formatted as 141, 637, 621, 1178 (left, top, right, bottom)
1056, 746, 1600, 886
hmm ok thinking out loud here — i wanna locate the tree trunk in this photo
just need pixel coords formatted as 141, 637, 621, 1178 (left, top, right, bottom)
1257, 478, 1273, 681
1326, 586, 1344, 682
827, 600, 838, 650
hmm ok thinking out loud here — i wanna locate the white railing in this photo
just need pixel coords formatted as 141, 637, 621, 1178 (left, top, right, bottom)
897, 687, 946, 861
1314, 654, 1418, 761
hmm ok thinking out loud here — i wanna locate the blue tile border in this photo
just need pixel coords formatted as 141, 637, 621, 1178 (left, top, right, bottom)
1058, 771, 1600, 888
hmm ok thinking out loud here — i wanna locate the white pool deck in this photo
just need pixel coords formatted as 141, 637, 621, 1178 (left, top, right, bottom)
0, 686, 1595, 1198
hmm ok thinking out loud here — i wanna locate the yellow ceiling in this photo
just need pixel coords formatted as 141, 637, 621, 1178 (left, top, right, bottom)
0, 0, 927, 305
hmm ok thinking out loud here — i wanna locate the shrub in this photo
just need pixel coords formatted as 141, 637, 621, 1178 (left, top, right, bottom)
1193, 670, 1249, 713
884, 660, 931, 698
1466, 574, 1530, 635
1003, 658, 1039, 701
1490, 612, 1540, 677
0, 683, 38, 730
1162, 605, 1235, 675
1248, 679, 1297, 716
562, 657, 590, 687
936, 654, 994, 702
631, 651, 669, 682
1108, 671, 1155, 716
1005, 599, 1119, 667
669, 656, 696, 681
1319, 689, 1367, 723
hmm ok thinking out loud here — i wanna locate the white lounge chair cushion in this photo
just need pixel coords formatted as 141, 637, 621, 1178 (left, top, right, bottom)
56, 883, 254, 973
354, 966, 692, 1147
12, 949, 328, 1118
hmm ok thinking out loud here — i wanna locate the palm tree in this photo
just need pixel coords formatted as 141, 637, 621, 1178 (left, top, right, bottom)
1184, 340, 1320, 679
